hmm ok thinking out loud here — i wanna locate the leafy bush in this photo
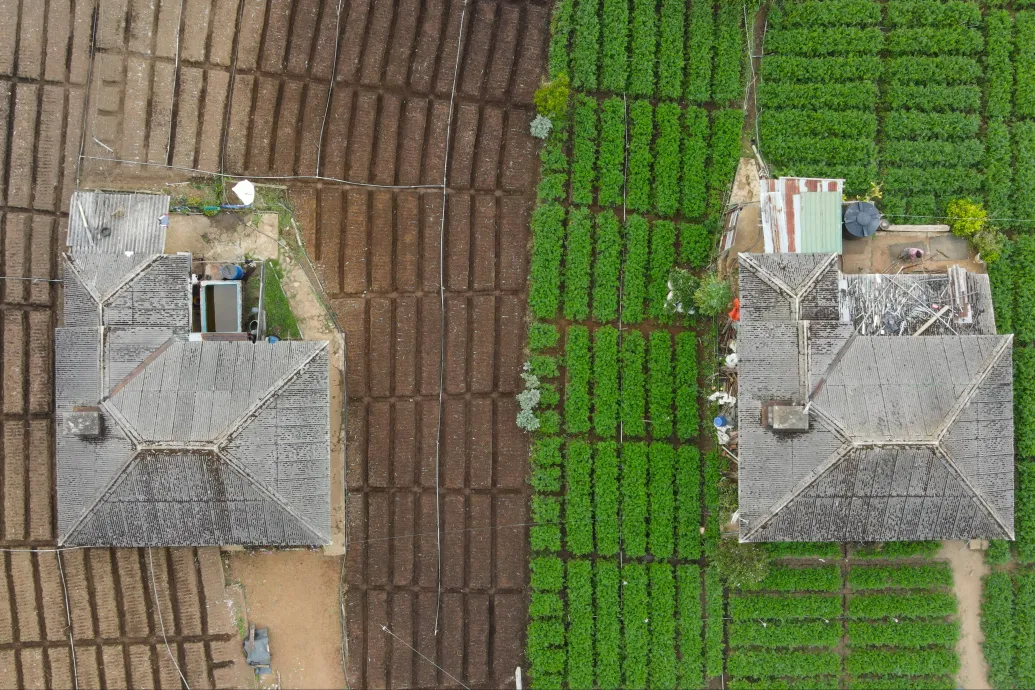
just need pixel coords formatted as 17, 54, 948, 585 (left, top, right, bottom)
621, 442, 648, 556
600, 0, 628, 92
730, 620, 841, 649
530, 115, 554, 140
535, 75, 571, 120
565, 441, 593, 554
594, 442, 620, 555
705, 568, 724, 677
648, 332, 674, 439
675, 332, 699, 440
548, 0, 573, 78
676, 446, 701, 559
628, 100, 653, 212
768, 27, 884, 56
740, 565, 841, 593
685, 0, 715, 103
623, 215, 649, 323
885, 84, 981, 113
596, 561, 622, 688
848, 563, 953, 590
593, 211, 622, 321
981, 571, 1015, 689
762, 56, 882, 83
570, 0, 599, 90
1018, 13, 1035, 118
758, 81, 877, 110
648, 442, 675, 558
529, 203, 565, 319
622, 564, 650, 687
598, 98, 626, 207
593, 326, 620, 437
654, 103, 682, 217
848, 592, 957, 619
847, 621, 959, 650
985, 119, 1013, 223
695, 274, 733, 316
886, 27, 983, 55
649, 221, 677, 321
628, 0, 657, 96
658, 0, 684, 100
846, 649, 960, 677
1018, 460, 1035, 561
649, 564, 677, 688
531, 496, 562, 552
566, 560, 594, 688
728, 651, 840, 678
682, 107, 709, 218
665, 268, 699, 318
570, 96, 597, 207
730, 593, 842, 621
528, 322, 560, 352
678, 565, 703, 686
1014, 122, 1035, 221
986, 11, 1014, 119
564, 326, 591, 433
1016, 571, 1035, 687
531, 556, 565, 591
945, 198, 988, 238
564, 208, 592, 321
712, 1, 743, 103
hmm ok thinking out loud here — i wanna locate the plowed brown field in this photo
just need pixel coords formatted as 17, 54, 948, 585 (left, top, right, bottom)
1, 0, 544, 687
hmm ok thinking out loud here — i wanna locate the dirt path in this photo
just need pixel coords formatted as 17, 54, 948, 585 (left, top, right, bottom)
940, 540, 990, 690
228, 550, 346, 690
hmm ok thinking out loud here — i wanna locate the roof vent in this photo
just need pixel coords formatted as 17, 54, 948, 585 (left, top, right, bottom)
65, 406, 102, 438
762, 402, 809, 432
843, 201, 882, 239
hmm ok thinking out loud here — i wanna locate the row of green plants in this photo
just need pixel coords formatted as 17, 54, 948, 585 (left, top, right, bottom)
558, 0, 744, 101
728, 559, 960, 686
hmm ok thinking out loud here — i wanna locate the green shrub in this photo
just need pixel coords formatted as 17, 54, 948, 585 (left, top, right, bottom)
534, 75, 571, 120
945, 198, 988, 238
695, 274, 733, 316
716, 539, 770, 589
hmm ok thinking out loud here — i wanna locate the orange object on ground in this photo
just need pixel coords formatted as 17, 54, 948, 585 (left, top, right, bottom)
728, 297, 740, 321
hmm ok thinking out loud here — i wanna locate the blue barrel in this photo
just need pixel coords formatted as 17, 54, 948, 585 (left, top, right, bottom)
220, 264, 244, 280
266, 335, 280, 344
714, 416, 728, 428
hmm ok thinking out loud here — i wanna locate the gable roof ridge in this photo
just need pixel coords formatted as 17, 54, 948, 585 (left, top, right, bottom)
62, 253, 102, 305
103, 333, 179, 399
58, 449, 142, 545
98, 253, 163, 303
741, 442, 854, 542
740, 253, 797, 298
216, 341, 330, 448
934, 335, 1013, 442
933, 445, 1014, 539
215, 449, 330, 543
794, 253, 838, 303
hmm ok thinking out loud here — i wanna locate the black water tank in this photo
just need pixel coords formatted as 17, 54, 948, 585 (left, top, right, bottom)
843, 201, 881, 238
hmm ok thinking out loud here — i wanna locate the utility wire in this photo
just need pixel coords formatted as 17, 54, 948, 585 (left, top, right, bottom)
146, 548, 191, 690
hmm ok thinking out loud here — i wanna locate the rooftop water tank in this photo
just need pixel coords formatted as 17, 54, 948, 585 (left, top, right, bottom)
843, 201, 882, 239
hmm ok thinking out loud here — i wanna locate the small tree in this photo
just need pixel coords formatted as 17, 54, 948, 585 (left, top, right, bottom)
665, 269, 699, 317
946, 198, 988, 238
694, 274, 732, 317
715, 539, 770, 589
534, 74, 571, 120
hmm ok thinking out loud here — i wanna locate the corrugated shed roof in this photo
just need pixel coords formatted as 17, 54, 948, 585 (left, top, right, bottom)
760, 177, 844, 254
800, 191, 843, 254
737, 252, 1014, 542
63, 253, 192, 329
67, 191, 169, 255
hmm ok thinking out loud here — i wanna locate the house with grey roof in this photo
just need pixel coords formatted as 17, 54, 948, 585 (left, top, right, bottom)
55, 192, 331, 547
737, 253, 1013, 542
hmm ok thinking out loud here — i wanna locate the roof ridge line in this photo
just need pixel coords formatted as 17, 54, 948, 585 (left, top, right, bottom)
58, 449, 142, 545
794, 253, 839, 306
98, 253, 162, 303
215, 341, 330, 448
741, 442, 854, 542
61, 253, 102, 306
739, 253, 797, 298
215, 449, 330, 544
933, 445, 1014, 540
934, 335, 1013, 443
103, 334, 179, 399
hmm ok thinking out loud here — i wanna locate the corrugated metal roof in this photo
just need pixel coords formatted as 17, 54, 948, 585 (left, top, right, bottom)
800, 191, 843, 254
68, 191, 169, 254
760, 177, 844, 254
